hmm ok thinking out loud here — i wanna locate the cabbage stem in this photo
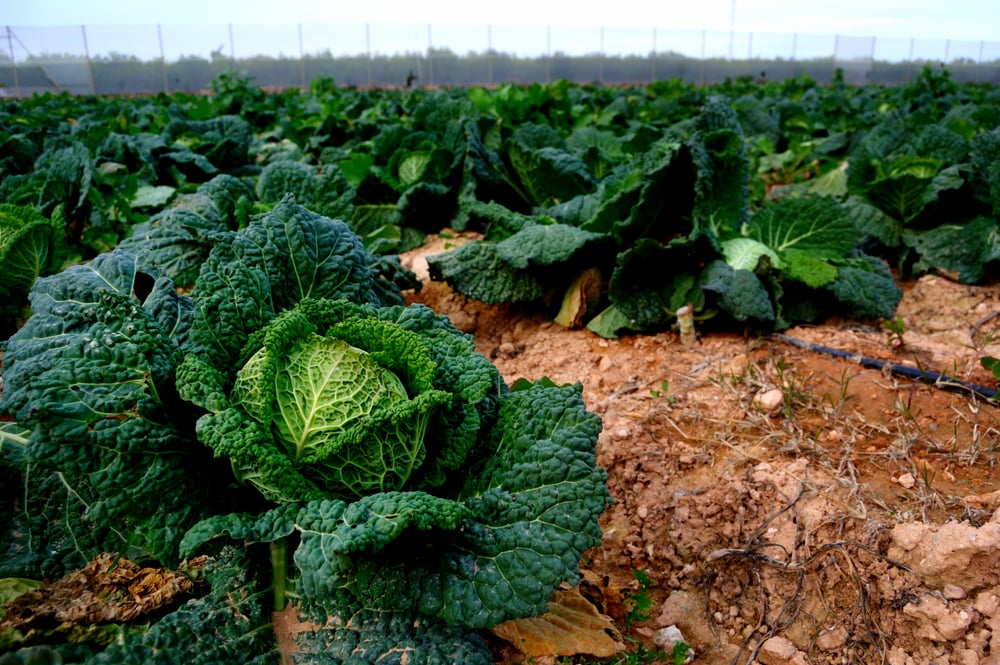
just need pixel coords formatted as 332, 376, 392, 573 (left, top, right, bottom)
270, 539, 288, 612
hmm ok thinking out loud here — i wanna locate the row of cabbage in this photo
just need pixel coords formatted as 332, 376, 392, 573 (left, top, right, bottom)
2, 68, 999, 339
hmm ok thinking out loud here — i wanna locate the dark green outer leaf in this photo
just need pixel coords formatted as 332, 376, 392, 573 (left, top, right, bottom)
826, 255, 903, 319
903, 216, 1000, 283
606, 238, 704, 331
117, 208, 229, 288
426, 241, 544, 304
689, 126, 749, 236
426, 219, 606, 305
579, 139, 691, 244
699, 260, 776, 324
0, 251, 212, 573
180, 502, 300, 555
292, 608, 493, 665
508, 145, 596, 207
969, 127, 1000, 216
186, 239, 274, 370
495, 223, 606, 270
236, 196, 377, 308
844, 195, 902, 248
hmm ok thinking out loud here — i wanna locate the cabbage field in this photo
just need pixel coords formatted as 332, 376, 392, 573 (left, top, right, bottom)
1, 68, 1000, 664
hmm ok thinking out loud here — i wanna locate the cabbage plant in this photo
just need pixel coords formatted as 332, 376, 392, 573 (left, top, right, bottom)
177, 293, 611, 662
1, 195, 610, 664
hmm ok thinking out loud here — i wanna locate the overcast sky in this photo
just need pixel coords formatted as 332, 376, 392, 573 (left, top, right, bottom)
4, 0, 999, 62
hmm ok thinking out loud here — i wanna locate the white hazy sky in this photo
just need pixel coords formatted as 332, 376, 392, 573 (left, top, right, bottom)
3, 0, 999, 62
5, 0, 999, 37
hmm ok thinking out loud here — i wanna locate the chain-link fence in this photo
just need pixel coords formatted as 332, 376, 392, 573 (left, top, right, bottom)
2, 23, 999, 97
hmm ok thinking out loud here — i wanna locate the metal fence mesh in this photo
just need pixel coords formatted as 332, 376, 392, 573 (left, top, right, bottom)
2, 23, 998, 98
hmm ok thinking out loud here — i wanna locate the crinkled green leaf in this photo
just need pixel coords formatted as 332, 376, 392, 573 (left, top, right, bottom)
827, 255, 902, 319
969, 127, 1000, 216
721, 237, 781, 271
699, 260, 775, 324
579, 139, 691, 244
495, 223, 606, 270
180, 503, 300, 557
427, 220, 605, 305
371, 303, 505, 489
117, 208, 228, 287
865, 155, 945, 223
844, 195, 902, 248
236, 195, 378, 308
781, 249, 839, 288
0, 251, 212, 574
427, 240, 545, 303
689, 96, 750, 236
903, 215, 1000, 283
256, 161, 355, 220
292, 608, 493, 665
747, 196, 856, 260
506, 124, 596, 207
0, 203, 64, 298
185, 238, 274, 369
606, 239, 704, 331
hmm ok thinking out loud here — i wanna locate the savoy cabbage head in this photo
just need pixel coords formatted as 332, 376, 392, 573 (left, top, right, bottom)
178, 297, 501, 502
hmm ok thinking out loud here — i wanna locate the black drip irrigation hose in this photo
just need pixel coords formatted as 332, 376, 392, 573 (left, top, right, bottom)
772, 334, 998, 402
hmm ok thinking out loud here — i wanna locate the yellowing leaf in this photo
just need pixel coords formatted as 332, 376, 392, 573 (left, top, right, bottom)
490, 586, 623, 658
554, 268, 603, 329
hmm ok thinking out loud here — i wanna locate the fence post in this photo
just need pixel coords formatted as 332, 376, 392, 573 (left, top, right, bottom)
728, 0, 736, 59
228, 24, 235, 62
488, 24, 493, 85
546, 25, 551, 83
791, 31, 798, 78
599, 26, 604, 84
833, 34, 839, 81
366, 23, 372, 87
908, 37, 915, 80
977, 40, 984, 83
651, 27, 656, 82
298, 24, 306, 89
700, 29, 706, 86
157, 24, 169, 94
81, 25, 96, 95
5, 26, 21, 99
426, 24, 433, 87
870, 36, 877, 83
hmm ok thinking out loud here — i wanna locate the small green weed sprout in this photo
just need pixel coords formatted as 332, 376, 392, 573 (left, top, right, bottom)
649, 380, 675, 404
624, 569, 655, 629
882, 315, 907, 350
